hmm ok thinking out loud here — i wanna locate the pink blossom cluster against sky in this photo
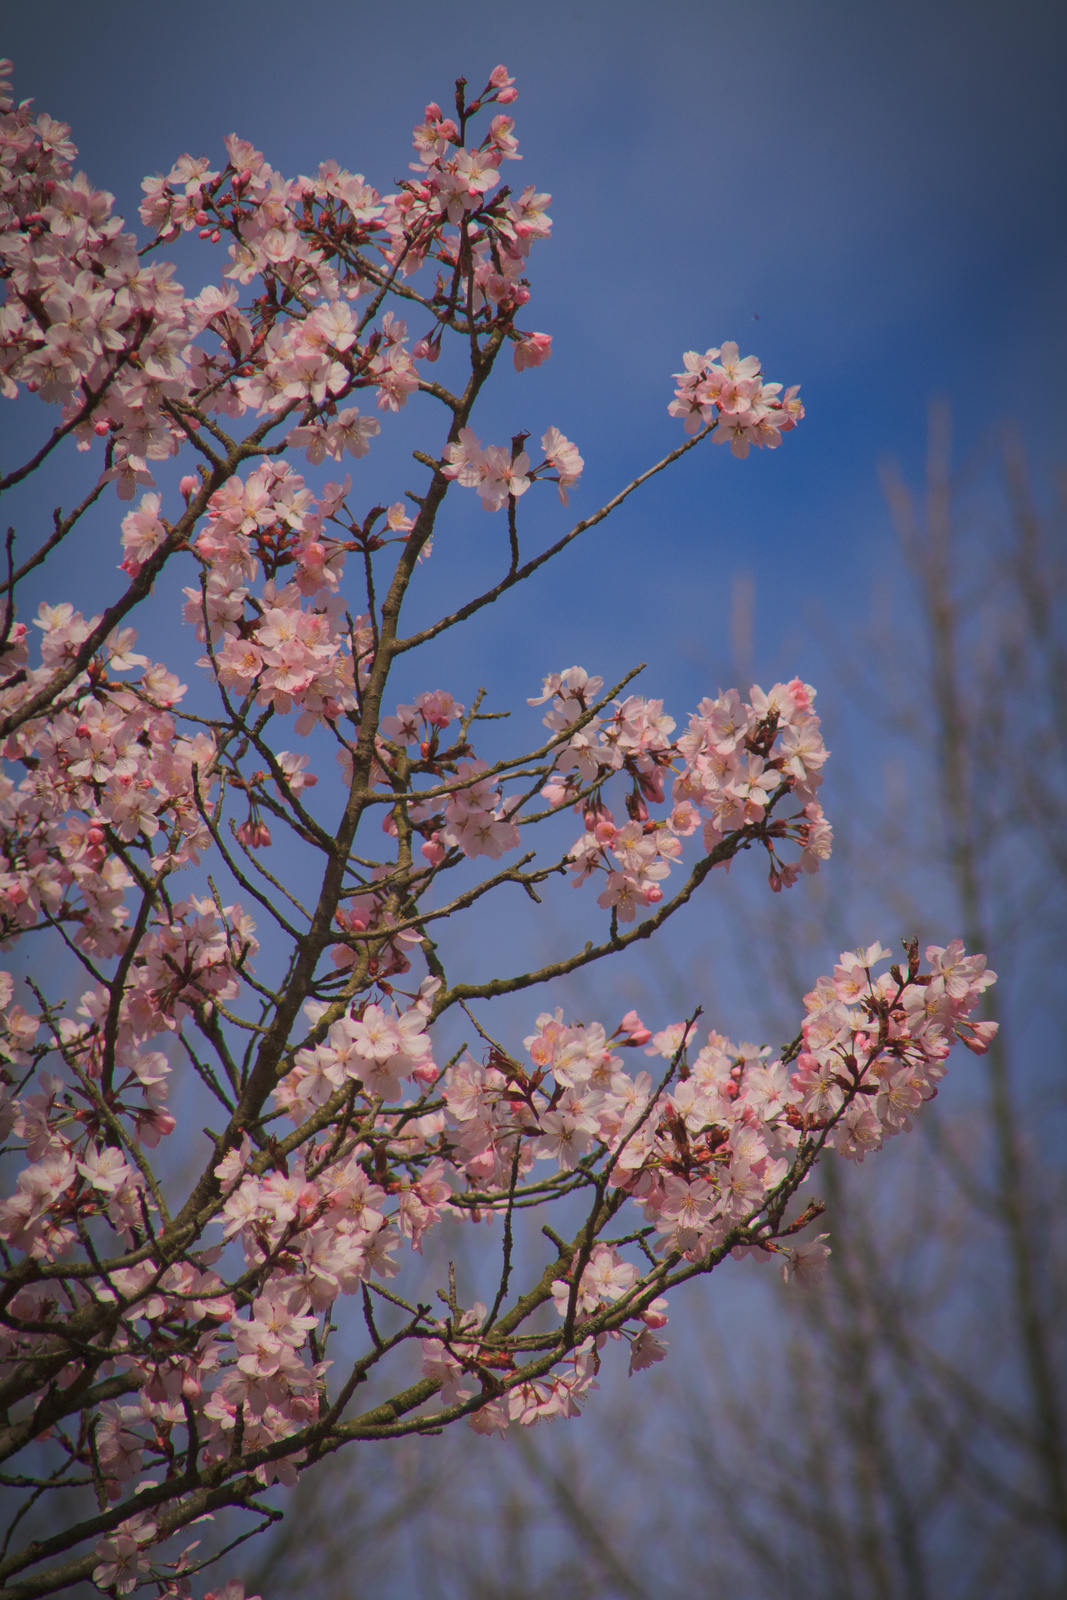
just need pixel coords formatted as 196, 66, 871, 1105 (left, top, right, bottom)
2, 0, 1063, 1027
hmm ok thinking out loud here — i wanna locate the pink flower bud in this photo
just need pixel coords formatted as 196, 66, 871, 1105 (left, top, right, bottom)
619, 1010, 652, 1046
138, 1108, 176, 1144
236, 819, 272, 849
179, 475, 199, 498
957, 1019, 999, 1055
421, 836, 446, 867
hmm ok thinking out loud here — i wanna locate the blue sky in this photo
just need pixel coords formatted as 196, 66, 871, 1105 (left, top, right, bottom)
4, 0, 1065, 1036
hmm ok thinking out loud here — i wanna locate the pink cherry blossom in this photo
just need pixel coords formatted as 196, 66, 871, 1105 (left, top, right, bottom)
0, 59, 995, 1598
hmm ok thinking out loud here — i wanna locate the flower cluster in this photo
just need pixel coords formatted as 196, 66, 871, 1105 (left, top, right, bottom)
0, 622, 216, 954
794, 939, 998, 1158
669, 342, 805, 456
405, 937, 993, 1434
536, 668, 832, 916
438, 761, 522, 860
0, 937, 995, 1436
175, 461, 378, 733
273, 978, 442, 1121
0, 891, 259, 1256
0, 69, 197, 497
443, 425, 584, 510
0, 52, 560, 539
422, 1304, 603, 1436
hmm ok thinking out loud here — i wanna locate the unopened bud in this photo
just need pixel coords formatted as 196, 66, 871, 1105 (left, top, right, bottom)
421, 835, 446, 868
618, 1010, 652, 1046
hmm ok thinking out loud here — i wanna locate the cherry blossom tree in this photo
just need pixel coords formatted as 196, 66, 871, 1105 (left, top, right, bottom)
0, 59, 996, 1600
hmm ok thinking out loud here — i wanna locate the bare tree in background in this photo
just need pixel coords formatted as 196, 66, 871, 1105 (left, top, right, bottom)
649, 407, 1067, 1600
